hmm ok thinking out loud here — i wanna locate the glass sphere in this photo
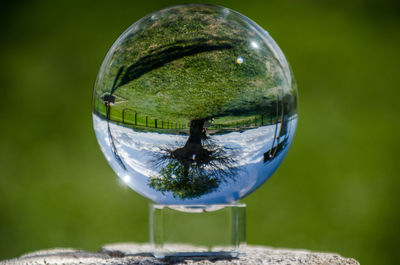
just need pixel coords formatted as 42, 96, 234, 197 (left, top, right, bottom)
92, 4, 298, 204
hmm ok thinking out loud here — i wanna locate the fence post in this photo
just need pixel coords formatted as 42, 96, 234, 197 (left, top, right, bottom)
162, 120, 164, 128
97, 95, 100, 114
135, 112, 137, 125
254, 117, 257, 126
155, 119, 157, 128
261, 115, 264, 126
146, 116, 148, 127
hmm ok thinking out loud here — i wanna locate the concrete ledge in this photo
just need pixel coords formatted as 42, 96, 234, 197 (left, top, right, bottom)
1, 243, 360, 265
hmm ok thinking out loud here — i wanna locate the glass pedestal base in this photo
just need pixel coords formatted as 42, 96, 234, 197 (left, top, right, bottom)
149, 203, 246, 258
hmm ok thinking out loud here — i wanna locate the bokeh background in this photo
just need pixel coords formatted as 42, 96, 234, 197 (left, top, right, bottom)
1, 0, 399, 264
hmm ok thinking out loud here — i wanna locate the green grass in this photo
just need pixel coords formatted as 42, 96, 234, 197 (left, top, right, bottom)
93, 5, 296, 124
1, 1, 399, 265
94, 94, 280, 131
95, 101, 189, 129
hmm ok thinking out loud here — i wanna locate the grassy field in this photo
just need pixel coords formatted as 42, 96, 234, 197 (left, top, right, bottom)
1, 1, 399, 265
94, 95, 283, 132
93, 4, 297, 126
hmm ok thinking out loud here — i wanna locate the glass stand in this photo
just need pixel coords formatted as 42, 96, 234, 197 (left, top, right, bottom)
149, 203, 246, 258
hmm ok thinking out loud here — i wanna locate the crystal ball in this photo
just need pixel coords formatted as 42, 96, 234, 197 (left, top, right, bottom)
92, 4, 298, 204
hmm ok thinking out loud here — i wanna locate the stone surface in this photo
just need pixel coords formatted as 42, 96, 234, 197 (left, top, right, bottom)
1, 243, 360, 265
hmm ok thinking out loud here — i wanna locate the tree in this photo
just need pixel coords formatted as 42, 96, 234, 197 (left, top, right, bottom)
149, 119, 238, 199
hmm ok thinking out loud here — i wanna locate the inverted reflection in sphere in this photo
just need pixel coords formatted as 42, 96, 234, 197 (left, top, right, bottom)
92, 4, 298, 204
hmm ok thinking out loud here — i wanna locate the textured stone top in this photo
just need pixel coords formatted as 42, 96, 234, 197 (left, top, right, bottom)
1, 243, 360, 265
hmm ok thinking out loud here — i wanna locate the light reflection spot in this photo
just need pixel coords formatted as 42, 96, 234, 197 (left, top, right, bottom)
122, 175, 131, 184
251, 41, 259, 49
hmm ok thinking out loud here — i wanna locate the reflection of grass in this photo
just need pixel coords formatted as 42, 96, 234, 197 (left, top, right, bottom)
94, 5, 297, 123
211, 114, 277, 128
95, 100, 189, 129
94, 96, 287, 132
95, 99, 283, 131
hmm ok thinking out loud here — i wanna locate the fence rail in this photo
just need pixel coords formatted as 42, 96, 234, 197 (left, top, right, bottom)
105, 107, 188, 129
101, 105, 286, 130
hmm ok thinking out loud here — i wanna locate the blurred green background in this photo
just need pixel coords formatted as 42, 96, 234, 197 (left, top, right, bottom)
0, 0, 399, 264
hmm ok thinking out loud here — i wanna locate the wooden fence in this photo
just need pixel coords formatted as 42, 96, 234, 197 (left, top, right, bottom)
104, 106, 281, 130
